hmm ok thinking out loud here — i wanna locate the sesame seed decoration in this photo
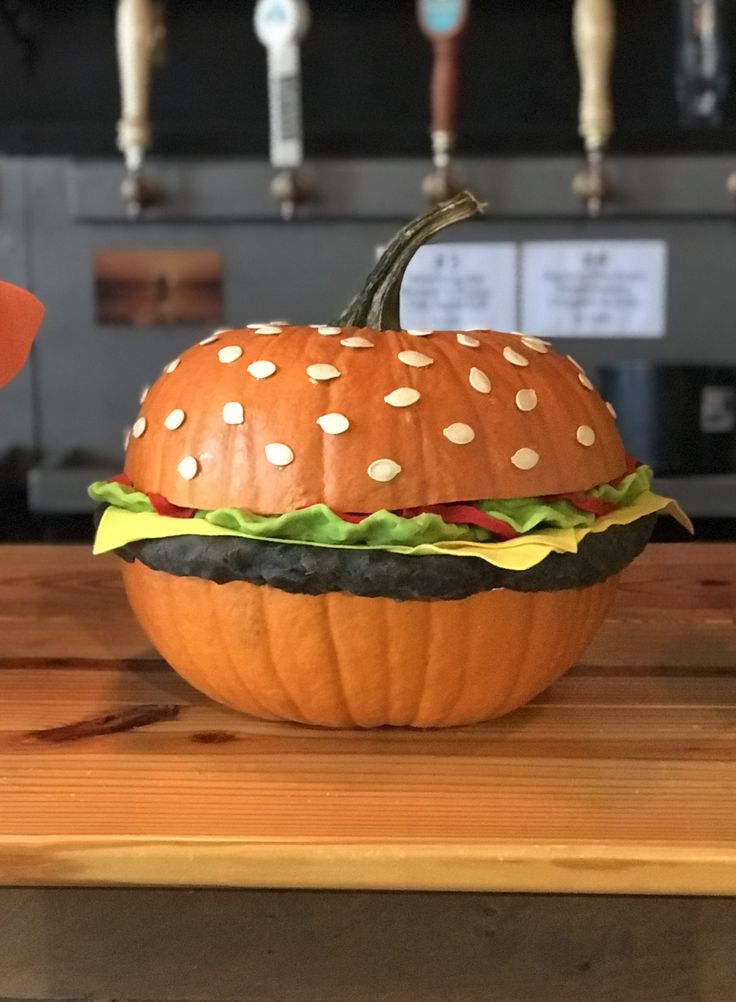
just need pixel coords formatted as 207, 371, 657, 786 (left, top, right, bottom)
503, 346, 529, 367
139, 385, 149, 404
515, 389, 538, 412
164, 408, 186, 431
511, 447, 540, 470
384, 387, 421, 408
368, 458, 402, 483
253, 325, 282, 335
520, 336, 549, 354
199, 334, 219, 345
398, 350, 433, 368
606, 401, 617, 418
218, 345, 243, 364
316, 412, 350, 435
265, 442, 294, 467
456, 332, 480, 348
247, 323, 268, 329
164, 358, 180, 374
340, 336, 374, 349
123, 428, 131, 450
177, 455, 199, 480
408, 329, 432, 337
443, 422, 475, 445
307, 363, 341, 382
222, 401, 245, 425
469, 367, 491, 394
247, 360, 277, 380
578, 372, 594, 391
132, 417, 147, 439
567, 355, 585, 372
317, 325, 342, 336
576, 424, 596, 446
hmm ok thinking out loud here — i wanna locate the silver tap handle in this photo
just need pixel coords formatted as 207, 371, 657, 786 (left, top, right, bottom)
254, 0, 310, 171
266, 43, 304, 170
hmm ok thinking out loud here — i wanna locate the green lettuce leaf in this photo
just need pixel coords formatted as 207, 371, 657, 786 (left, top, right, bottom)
88, 465, 653, 548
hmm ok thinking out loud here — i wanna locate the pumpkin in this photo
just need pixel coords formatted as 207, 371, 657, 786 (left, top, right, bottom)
123, 319, 625, 514
0, 281, 44, 388
92, 192, 687, 728
122, 560, 618, 727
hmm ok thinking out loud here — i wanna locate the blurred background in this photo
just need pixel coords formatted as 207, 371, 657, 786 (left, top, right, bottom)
1, 0, 734, 541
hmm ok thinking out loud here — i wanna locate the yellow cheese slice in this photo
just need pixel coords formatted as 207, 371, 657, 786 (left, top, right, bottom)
94, 491, 691, 572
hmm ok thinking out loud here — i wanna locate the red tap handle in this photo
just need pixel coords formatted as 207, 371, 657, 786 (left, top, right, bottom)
418, 0, 469, 140
430, 35, 462, 136
0, 282, 45, 388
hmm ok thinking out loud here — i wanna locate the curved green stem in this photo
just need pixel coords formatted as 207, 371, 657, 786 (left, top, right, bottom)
333, 190, 485, 330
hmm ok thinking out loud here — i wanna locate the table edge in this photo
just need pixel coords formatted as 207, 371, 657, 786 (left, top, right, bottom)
2, 837, 736, 896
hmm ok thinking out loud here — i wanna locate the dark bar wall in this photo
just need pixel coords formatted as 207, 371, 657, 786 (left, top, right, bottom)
1, 0, 735, 158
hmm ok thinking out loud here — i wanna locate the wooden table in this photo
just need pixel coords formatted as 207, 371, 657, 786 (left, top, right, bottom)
1, 543, 735, 896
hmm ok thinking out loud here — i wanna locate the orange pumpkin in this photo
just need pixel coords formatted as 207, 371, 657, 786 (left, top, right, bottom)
93, 192, 660, 728
123, 560, 618, 727
0, 281, 44, 388
124, 322, 625, 513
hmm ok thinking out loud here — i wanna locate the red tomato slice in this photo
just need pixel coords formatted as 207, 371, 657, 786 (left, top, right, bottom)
418, 504, 519, 539
147, 493, 196, 519
548, 493, 619, 516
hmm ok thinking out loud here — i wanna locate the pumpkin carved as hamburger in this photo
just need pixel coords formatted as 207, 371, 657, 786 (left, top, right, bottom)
90, 193, 689, 728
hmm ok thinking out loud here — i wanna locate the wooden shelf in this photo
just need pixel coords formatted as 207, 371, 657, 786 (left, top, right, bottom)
1, 544, 735, 895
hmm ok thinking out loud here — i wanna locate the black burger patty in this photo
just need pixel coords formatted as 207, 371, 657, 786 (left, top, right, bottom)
108, 509, 658, 600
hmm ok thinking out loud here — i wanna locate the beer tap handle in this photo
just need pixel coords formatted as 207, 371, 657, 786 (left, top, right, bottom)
574, 0, 615, 154
429, 35, 461, 169
418, 0, 469, 205
255, 0, 313, 220
116, 0, 165, 218
572, 0, 616, 217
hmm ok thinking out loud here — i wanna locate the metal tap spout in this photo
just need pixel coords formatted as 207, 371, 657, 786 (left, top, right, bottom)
120, 169, 164, 220
270, 167, 312, 222
572, 149, 613, 218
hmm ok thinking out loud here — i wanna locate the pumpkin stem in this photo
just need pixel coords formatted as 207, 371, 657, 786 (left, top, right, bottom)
333, 190, 485, 330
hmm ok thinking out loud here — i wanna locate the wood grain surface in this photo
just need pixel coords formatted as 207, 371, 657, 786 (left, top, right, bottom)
0, 543, 734, 894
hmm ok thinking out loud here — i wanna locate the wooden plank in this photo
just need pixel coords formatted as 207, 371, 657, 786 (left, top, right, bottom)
3, 662, 736, 714
2, 837, 736, 896
3, 740, 736, 836
0, 546, 154, 660
1, 543, 735, 894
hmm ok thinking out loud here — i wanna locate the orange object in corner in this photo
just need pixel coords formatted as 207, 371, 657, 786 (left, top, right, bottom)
0, 281, 44, 388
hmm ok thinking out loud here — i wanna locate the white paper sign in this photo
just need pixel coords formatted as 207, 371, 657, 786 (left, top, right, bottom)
394, 242, 518, 331
521, 240, 667, 338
